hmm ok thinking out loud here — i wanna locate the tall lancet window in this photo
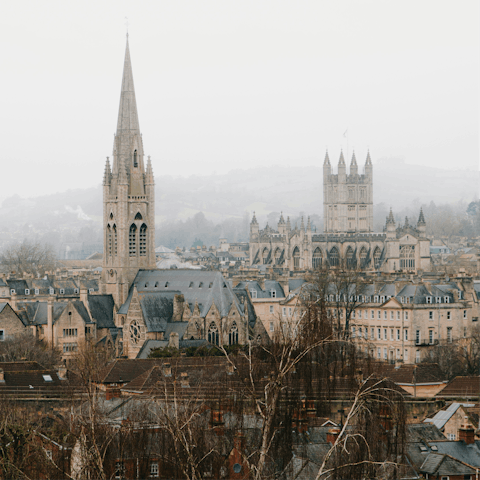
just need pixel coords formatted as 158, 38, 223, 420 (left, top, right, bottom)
129, 224, 137, 256
208, 322, 219, 346
229, 322, 238, 345
133, 150, 138, 168
113, 225, 118, 256
107, 226, 112, 256
139, 224, 147, 256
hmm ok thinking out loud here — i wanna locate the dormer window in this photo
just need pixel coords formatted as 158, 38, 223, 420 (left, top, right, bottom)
88, 288, 94, 294
35, 289, 39, 295
165, 282, 168, 288
74, 288, 79, 294
49, 288, 54, 295
271, 290, 276, 298
435, 297, 441, 303
380, 296, 385, 303
426, 296, 432, 304
10, 289, 15, 295
374, 296, 379, 303
444, 297, 450, 303
25, 289, 30, 295
60, 289, 65, 295
189, 282, 194, 288
250, 290, 257, 299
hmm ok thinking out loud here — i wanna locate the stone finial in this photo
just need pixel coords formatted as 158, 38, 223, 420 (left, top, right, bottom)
103, 157, 111, 185
350, 151, 357, 166
417, 208, 426, 226
286, 216, 291, 231
251, 212, 258, 225
300, 216, 305, 230
338, 150, 346, 166
307, 216, 311, 231
278, 212, 285, 224
324, 150, 331, 166
365, 150, 372, 166
386, 208, 395, 225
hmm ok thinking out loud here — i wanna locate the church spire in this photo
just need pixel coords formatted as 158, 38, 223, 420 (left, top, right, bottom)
350, 151, 358, 175
324, 150, 331, 166
417, 208, 426, 226
117, 36, 140, 135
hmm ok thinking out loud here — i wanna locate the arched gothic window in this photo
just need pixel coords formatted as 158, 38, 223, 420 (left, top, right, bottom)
329, 247, 339, 267
139, 224, 147, 256
293, 247, 300, 269
133, 149, 138, 167
346, 246, 355, 269
113, 225, 117, 256
107, 225, 112, 256
373, 247, 382, 269
208, 322, 219, 346
312, 248, 322, 269
274, 248, 281, 265
129, 224, 137, 256
400, 245, 415, 270
359, 247, 368, 267
229, 322, 238, 345
262, 247, 269, 265
135, 212, 143, 220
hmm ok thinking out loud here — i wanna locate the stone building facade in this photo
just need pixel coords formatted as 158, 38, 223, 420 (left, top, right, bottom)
100, 37, 156, 308
249, 152, 431, 273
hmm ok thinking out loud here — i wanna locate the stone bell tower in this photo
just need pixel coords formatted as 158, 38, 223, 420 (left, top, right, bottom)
101, 36, 156, 307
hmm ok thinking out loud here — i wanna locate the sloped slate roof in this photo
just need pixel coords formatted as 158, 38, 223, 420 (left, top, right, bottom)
18, 301, 68, 325
6, 279, 29, 294
71, 301, 92, 324
234, 280, 285, 299
437, 376, 480, 398
120, 270, 242, 319
424, 403, 474, 430
88, 294, 115, 328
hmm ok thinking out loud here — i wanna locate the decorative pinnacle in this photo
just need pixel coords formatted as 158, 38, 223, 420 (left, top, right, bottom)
338, 150, 345, 166
365, 150, 372, 166
324, 150, 331, 166
279, 212, 285, 224
351, 151, 357, 166
251, 212, 258, 225
418, 208, 426, 226
386, 208, 395, 225
307, 216, 311, 230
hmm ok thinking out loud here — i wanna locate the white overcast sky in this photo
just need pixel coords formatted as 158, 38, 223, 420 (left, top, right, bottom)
1, 1, 478, 202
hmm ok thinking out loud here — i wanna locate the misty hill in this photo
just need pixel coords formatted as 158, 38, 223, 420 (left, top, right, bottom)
0, 158, 477, 231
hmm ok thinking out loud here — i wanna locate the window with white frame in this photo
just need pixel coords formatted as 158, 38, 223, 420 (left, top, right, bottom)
269, 306, 274, 314
271, 290, 276, 298
384, 328, 387, 340
383, 348, 387, 359
390, 328, 394, 341
35, 288, 39, 295
74, 288, 79, 294
115, 462, 125, 480
426, 296, 432, 304
447, 433, 456, 440
352, 326, 356, 338
352, 310, 355, 319
404, 329, 408, 341
377, 328, 381, 340
429, 311, 433, 320
444, 296, 449, 303
358, 327, 362, 338
371, 328, 374, 340
429, 330, 434, 344
358, 310, 361, 319
49, 288, 54, 294
269, 322, 274, 332
396, 329, 400, 341
150, 462, 159, 477
405, 311, 409, 320
397, 311, 400, 320
371, 310, 375, 319
25, 289, 29, 295
377, 348, 381, 359
404, 349, 409, 361
390, 311, 394, 320
374, 296, 379, 303
282, 307, 286, 317
60, 289, 65, 294
384, 311, 387, 320
378, 310, 381, 319
415, 350, 420, 363
415, 330, 420, 344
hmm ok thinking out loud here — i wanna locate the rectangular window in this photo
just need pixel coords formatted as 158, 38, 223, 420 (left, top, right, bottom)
447, 311, 451, 320
464, 310, 467, 319
384, 328, 387, 340
282, 307, 286, 317
35, 288, 39, 295
404, 349, 409, 361
397, 311, 400, 320
251, 290, 257, 299
377, 328, 381, 340
269, 322, 274, 332
396, 329, 400, 341
447, 327, 452, 343
352, 310, 355, 319
416, 330, 420, 344
271, 290, 276, 298
288, 307, 292, 316
0, 330, 4, 341
405, 311, 409, 320
371, 310, 375, 319
390, 311, 394, 320
365, 309, 368, 319
415, 350, 420, 363
352, 326, 356, 338
429, 311, 433, 320
25, 289, 30, 295
429, 330, 433, 344
269, 306, 274, 314
377, 347, 381, 359
358, 310, 361, 319
115, 462, 125, 480
378, 310, 381, 319
447, 433, 456, 440
383, 348, 387, 359
390, 328, 394, 341
464, 327, 467, 338
384, 311, 387, 320
150, 462, 159, 478
404, 329, 408, 341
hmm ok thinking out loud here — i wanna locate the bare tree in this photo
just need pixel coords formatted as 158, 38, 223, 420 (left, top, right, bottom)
0, 239, 57, 277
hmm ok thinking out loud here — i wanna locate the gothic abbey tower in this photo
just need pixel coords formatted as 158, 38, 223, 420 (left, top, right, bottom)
101, 37, 156, 306
323, 151, 373, 233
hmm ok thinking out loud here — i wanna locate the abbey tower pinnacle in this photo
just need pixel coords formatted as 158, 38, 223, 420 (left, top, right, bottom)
100, 37, 156, 306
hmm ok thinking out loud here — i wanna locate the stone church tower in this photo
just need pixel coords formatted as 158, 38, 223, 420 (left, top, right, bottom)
101, 37, 156, 307
323, 150, 373, 233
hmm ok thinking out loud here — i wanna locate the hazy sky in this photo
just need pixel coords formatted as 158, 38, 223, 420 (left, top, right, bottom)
1, 1, 478, 203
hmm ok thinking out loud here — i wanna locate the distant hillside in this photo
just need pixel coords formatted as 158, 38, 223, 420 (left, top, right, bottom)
1, 158, 477, 229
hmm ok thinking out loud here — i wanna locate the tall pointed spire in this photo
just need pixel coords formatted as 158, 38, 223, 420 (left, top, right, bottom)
365, 150, 372, 166
417, 208, 426, 226
103, 157, 111, 185
386, 208, 395, 225
350, 151, 358, 175
117, 36, 140, 135
338, 150, 345, 166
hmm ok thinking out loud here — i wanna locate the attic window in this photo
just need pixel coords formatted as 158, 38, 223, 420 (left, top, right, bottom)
10, 289, 15, 294
145, 283, 149, 288
165, 282, 168, 287
199, 282, 203, 288
43, 375, 53, 382
88, 288, 94, 294
444, 296, 450, 303
189, 282, 193, 288
35, 289, 39, 295
426, 296, 432, 304
271, 290, 276, 298
25, 289, 30, 295
49, 288, 54, 295
431, 445, 438, 451
74, 288, 79, 294
60, 289, 65, 294
154, 282, 158, 288
209, 283, 213, 288
419, 445, 427, 452
223, 283, 227, 288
